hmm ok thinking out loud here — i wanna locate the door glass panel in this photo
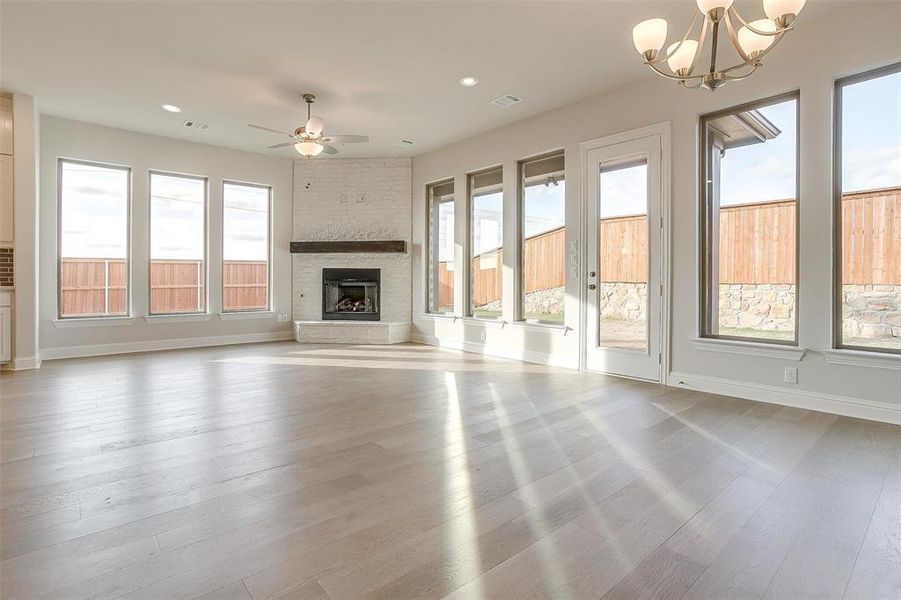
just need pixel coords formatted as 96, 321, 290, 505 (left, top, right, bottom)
598, 159, 648, 351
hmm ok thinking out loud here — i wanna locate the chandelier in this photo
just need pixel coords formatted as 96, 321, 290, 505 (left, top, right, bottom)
632, 0, 805, 91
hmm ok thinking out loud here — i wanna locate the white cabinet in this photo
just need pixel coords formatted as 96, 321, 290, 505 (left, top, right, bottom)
0, 292, 10, 363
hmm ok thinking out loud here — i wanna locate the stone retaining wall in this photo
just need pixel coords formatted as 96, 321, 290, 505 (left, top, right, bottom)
842, 284, 901, 340
718, 284, 795, 333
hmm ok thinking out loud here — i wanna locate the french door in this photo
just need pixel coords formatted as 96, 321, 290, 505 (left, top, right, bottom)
583, 131, 664, 381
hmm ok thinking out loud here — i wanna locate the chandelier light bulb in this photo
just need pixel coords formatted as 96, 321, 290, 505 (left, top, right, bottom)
738, 19, 778, 58
696, 0, 733, 17
295, 141, 324, 158
763, 0, 806, 25
667, 39, 698, 76
632, 18, 668, 59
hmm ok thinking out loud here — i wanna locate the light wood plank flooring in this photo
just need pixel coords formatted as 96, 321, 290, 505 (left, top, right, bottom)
1, 341, 899, 599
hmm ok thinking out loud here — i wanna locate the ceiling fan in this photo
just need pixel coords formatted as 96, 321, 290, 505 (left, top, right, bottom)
246, 93, 369, 158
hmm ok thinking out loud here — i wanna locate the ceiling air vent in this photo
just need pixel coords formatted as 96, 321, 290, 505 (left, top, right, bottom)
395, 140, 414, 147
490, 94, 522, 108
183, 121, 209, 130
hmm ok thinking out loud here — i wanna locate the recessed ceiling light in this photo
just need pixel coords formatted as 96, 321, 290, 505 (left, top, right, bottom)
161, 104, 182, 113
459, 76, 478, 87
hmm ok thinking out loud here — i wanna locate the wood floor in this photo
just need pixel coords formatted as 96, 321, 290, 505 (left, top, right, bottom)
1, 342, 900, 600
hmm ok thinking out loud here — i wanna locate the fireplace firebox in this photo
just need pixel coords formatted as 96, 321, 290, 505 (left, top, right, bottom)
322, 268, 380, 321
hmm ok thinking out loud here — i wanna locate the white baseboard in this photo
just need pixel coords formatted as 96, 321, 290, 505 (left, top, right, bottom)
410, 332, 577, 370
8, 356, 42, 370
41, 331, 295, 361
669, 370, 901, 425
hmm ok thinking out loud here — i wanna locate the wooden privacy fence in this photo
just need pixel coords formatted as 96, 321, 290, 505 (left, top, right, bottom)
435, 186, 901, 307
60, 259, 267, 316
841, 187, 901, 285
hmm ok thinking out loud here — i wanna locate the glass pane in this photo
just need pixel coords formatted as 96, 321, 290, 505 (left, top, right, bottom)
471, 185, 503, 318
705, 97, 798, 342
428, 186, 455, 314
150, 173, 206, 314
839, 70, 901, 351
523, 176, 565, 322
598, 160, 648, 351
59, 161, 129, 318
223, 182, 270, 312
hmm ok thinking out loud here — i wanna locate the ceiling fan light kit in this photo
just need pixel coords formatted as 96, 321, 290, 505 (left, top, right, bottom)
632, 0, 805, 90
246, 93, 369, 157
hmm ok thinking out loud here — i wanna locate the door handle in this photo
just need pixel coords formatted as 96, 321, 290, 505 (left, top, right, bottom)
588, 283, 597, 290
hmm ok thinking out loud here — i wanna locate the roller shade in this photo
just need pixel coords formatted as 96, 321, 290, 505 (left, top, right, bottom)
430, 179, 454, 200
523, 152, 565, 180
470, 167, 503, 192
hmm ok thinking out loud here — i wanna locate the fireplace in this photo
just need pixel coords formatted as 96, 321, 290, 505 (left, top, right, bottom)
322, 268, 380, 321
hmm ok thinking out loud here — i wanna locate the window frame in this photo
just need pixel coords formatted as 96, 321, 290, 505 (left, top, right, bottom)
698, 90, 801, 346
518, 150, 566, 325
833, 62, 901, 355
425, 179, 455, 315
147, 169, 209, 316
467, 166, 504, 319
221, 179, 273, 314
56, 158, 133, 320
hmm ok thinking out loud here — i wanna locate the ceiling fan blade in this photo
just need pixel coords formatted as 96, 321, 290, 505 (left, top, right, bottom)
319, 134, 369, 144
267, 142, 297, 149
246, 124, 296, 137
320, 144, 339, 155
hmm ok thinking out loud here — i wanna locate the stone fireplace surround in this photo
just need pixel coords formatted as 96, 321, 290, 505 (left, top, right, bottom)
291, 158, 412, 344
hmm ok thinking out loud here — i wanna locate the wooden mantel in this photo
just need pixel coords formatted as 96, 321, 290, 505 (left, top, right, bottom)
290, 240, 407, 254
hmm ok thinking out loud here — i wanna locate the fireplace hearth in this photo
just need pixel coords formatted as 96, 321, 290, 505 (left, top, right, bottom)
322, 268, 380, 321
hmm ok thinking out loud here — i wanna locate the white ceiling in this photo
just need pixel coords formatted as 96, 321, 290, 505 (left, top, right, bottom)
1, 0, 840, 158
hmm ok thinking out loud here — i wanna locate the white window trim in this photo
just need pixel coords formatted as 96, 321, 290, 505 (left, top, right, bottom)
218, 311, 275, 321
52, 317, 135, 328
692, 337, 806, 361
822, 349, 901, 370
144, 313, 211, 324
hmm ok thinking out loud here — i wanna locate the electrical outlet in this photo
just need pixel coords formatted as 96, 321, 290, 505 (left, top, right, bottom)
479, 330, 486, 342
784, 367, 798, 384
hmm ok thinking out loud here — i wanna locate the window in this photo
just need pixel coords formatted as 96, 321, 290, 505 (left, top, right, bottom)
223, 182, 271, 312
58, 160, 130, 319
599, 158, 649, 351
149, 172, 207, 314
700, 93, 799, 344
427, 180, 455, 314
835, 64, 901, 353
520, 152, 565, 323
469, 167, 503, 318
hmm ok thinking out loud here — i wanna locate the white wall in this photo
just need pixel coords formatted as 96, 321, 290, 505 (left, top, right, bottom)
411, 4, 901, 419
39, 116, 294, 358
12, 93, 40, 369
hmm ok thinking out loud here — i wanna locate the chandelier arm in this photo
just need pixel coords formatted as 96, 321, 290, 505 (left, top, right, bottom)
646, 11, 700, 66
730, 5, 792, 35
692, 14, 710, 77
646, 61, 706, 82
724, 11, 752, 63
723, 63, 761, 81
718, 31, 785, 74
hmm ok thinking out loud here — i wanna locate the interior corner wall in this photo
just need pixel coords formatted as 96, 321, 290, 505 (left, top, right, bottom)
411, 3, 901, 412
11, 93, 40, 369
38, 117, 294, 358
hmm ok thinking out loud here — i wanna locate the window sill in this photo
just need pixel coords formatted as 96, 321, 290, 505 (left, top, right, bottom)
53, 317, 135, 328
143, 313, 211, 324
218, 311, 275, 321
419, 313, 457, 322
822, 349, 901, 370
692, 337, 806, 361
505, 320, 571, 335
